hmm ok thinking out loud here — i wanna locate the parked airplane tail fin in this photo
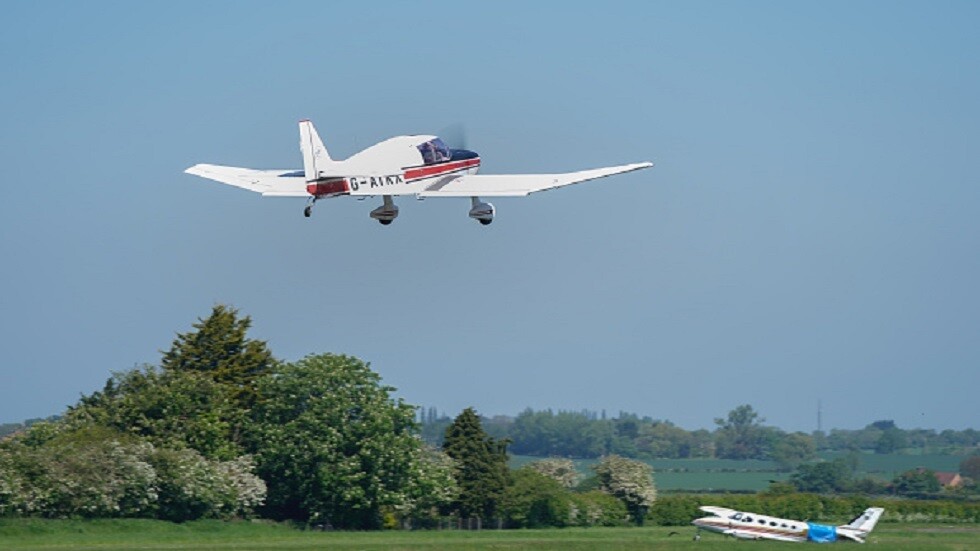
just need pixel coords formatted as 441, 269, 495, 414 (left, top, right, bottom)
299, 120, 338, 181
842, 507, 884, 533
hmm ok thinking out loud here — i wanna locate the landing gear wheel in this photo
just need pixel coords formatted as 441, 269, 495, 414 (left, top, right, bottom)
379, 219, 392, 225
304, 205, 312, 218
479, 219, 492, 226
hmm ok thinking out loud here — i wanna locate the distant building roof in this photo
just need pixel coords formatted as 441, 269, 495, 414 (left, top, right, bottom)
934, 471, 963, 487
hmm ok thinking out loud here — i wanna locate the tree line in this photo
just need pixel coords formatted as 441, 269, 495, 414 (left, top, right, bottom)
2, 305, 978, 529
419, 406, 979, 467
0, 305, 657, 528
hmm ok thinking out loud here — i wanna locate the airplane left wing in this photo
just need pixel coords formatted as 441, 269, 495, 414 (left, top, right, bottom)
417, 162, 652, 197
185, 164, 309, 197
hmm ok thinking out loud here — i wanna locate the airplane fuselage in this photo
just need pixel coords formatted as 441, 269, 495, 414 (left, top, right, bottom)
693, 511, 809, 542
305, 150, 481, 199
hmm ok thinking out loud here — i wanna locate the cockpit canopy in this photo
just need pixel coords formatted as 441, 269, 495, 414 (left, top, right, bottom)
418, 138, 451, 165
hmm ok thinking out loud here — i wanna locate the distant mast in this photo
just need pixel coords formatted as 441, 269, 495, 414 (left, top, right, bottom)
817, 399, 823, 433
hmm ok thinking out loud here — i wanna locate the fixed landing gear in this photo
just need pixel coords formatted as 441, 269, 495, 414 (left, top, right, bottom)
468, 196, 495, 225
369, 195, 399, 225
304, 197, 317, 218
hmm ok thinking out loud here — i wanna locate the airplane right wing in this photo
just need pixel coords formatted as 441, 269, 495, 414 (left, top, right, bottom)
417, 162, 652, 197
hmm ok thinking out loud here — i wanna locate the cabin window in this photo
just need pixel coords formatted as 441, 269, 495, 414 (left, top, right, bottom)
781, 523, 787, 528
770, 521, 777, 526
744, 516, 753, 522
730, 513, 743, 521
417, 138, 451, 165
758, 519, 766, 524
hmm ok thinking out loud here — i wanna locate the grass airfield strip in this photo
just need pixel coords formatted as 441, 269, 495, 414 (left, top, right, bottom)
1, 520, 978, 550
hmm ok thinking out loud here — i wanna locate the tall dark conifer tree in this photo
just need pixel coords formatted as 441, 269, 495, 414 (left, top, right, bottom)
161, 304, 274, 406
442, 407, 510, 520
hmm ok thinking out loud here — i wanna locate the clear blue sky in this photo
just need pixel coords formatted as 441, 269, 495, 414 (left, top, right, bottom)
2, 2, 978, 432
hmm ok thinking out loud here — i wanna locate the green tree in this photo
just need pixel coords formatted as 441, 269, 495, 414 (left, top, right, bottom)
892, 469, 941, 495
789, 458, 852, 493
960, 455, 980, 480
875, 427, 908, 454
509, 409, 611, 458
67, 366, 242, 459
592, 455, 656, 525
249, 354, 429, 528
442, 408, 509, 521
714, 404, 768, 460
68, 306, 274, 459
567, 491, 628, 526
161, 304, 275, 405
499, 468, 570, 528
771, 432, 817, 470
635, 421, 695, 458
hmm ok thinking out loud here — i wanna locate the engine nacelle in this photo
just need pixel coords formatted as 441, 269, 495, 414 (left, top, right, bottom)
468, 201, 495, 225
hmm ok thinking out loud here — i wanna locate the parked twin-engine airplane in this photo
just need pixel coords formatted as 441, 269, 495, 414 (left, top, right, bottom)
692, 505, 885, 543
185, 120, 652, 225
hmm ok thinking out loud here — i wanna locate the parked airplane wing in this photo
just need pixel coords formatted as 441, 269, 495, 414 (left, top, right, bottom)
416, 162, 652, 197
698, 506, 737, 517
185, 164, 309, 197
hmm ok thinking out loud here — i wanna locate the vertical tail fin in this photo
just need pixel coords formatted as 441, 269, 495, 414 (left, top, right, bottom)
842, 507, 884, 533
299, 120, 335, 181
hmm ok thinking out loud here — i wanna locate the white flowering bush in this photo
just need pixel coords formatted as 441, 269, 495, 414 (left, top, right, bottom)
215, 455, 267, 517
401, 444, 458, 520
149, 446, 265, 521
0, 427, 158, 518
592, 454, 657, 525
526, 458, 582, 489
0, 425, 266, 521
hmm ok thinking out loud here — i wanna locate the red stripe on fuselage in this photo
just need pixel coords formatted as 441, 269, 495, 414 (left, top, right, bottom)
404, 158, 480, 182
307, 178, 351, 197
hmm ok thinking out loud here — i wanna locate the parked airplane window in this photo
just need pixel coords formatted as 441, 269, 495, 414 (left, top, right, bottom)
781, 523, 787, 528
758, 519, 766, 524
418, 138, 451, 165
744, 516, 753, 522
770, 521, 778, 526
730, 513, 743, 520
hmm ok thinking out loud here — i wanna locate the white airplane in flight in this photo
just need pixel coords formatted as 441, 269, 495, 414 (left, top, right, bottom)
692, 505, 885, 543
185, 120, 652, 225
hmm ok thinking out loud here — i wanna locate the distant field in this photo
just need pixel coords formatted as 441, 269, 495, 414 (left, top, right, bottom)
511, 452, 967, 492
1, 519, 977, 550
821, 452, 964, 477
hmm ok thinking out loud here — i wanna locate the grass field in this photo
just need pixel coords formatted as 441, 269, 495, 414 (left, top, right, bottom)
511, 453, 967, 492
1, 519, 977, 550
